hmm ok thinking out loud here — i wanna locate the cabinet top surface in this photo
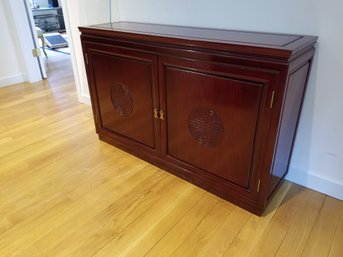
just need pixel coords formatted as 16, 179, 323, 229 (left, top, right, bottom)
79, 21, 317, 59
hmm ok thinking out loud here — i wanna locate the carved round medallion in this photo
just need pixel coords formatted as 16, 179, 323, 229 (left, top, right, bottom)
110, 83, 134, 116
188, 107, 224, 148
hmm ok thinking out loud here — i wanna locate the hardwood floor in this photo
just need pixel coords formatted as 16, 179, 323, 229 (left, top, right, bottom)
0, 53, 343, 257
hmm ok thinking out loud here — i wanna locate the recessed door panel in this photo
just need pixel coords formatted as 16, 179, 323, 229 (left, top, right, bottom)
91, 50, 157, 150
164, 66, 263, 188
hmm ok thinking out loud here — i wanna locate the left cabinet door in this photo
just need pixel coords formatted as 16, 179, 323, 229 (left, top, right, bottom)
83, 42, 160, 154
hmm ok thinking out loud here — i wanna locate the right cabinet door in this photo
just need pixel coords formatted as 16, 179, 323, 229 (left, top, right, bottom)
160, 56, 278, 192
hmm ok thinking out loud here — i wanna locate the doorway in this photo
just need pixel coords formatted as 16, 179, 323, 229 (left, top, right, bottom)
26, 0, 72, 80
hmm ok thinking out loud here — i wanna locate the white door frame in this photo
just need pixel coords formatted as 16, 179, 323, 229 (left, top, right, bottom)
23, 0, 47, 79
6, 0, 83, 103
6, 0, 42, 83
59, 0, 83, 103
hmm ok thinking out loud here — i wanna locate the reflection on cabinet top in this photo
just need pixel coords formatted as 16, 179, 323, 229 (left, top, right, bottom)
79, 21, 317, 60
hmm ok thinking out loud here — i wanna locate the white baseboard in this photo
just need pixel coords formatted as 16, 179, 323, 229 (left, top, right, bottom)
286, 166, 343, 200
0, 74, 25, 88
81, 94, 91, 105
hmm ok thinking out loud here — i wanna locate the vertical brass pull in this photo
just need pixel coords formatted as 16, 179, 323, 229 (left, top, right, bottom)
270, 91, 275, 109
153, 108, 159, 119
257, 179, 261, 192
160, 110, 165, 120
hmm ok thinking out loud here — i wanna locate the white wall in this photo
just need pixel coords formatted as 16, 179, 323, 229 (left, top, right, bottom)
1, 0, 119, 100
0, 0, 43, 87
61, 0, 119, 104
115, 0, 343, 199
0, 0, 25, 87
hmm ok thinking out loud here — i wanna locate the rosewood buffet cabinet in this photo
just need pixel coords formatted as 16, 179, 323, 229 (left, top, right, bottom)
79, 22, 317, 215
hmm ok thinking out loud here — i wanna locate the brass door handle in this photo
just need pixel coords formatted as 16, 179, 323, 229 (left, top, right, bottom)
159, 110, 165, 120
153, 108, 159, 119
153, 108, 165, 120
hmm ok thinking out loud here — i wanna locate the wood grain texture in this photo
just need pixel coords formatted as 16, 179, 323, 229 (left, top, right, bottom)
91, 48, 158, 150
301, 196, 343, 257
80, 22, 318, 60
164, 63, 262, 188
0, 52, 342, 257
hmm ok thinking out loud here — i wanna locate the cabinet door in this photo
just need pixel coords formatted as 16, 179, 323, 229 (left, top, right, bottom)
85, 43, 159, 153
160, 57, 277, 192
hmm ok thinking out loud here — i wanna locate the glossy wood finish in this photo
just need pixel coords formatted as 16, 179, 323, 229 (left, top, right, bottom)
85, 43, 160, 156
164, 65, 262, 188
90, 46, 158, 150
2, 54, 343, 256
268, 63, 311, 195
85, 22, 317, 59
79, 22, 317, 214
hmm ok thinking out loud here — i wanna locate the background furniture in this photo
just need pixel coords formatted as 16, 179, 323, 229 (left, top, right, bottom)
43, 33, 68, 49
32, 7, 65, 32
79, 22, 317, 215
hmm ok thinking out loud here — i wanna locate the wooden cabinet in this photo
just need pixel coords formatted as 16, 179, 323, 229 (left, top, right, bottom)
79, 22, 317, 215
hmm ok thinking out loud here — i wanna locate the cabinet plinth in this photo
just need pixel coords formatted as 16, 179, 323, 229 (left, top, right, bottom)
79, 22, 317, 215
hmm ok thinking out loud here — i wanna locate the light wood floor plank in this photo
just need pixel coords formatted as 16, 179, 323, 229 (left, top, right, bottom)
183, 206, 251, 257
328, 203, 343, 257
119, 187, 206, 257
223, 180, 291, 257
273, 188, 327, 257
92, 178, 193, 257
13, 244, 46, 257
0, 218, 12, 235
301, 196, 343, 257
144, 193, 219, 257
248, 184, 325, 257
0, 165, 155, 256
33, 167, 165, 257
168, 201, 240, 257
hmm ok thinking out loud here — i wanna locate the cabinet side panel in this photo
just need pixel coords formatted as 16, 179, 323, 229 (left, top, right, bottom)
268, 62, 310, 195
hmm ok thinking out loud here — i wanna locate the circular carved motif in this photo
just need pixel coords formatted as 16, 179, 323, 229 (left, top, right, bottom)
110, 83, 134, 116
188, 107, 224, 148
